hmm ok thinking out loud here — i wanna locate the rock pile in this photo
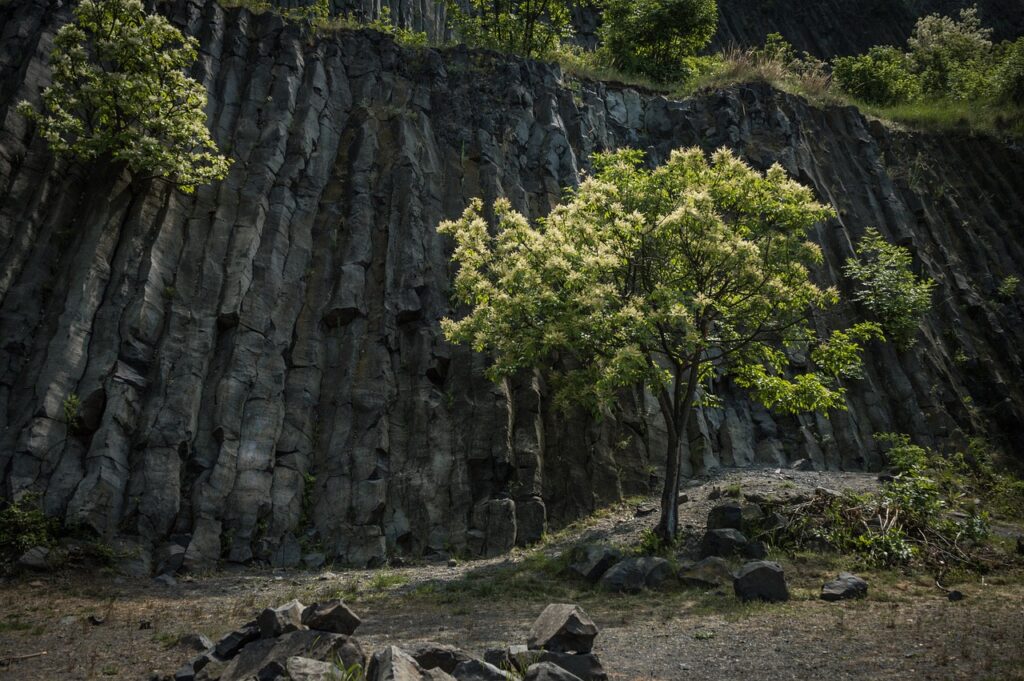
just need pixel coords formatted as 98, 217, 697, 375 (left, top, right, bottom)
166, 602, 609, 681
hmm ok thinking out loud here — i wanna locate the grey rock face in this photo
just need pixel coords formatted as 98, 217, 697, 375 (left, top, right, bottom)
599, 557, 673, 593
821, 572, 868, 601
527, 604, 598, 654
301, 599, 361, 635
2, 0, 1024, 570
734, 561, 789, 603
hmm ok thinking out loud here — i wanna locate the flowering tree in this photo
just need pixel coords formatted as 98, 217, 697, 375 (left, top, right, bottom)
440, 147, 883, 543
17, 0, 231, 193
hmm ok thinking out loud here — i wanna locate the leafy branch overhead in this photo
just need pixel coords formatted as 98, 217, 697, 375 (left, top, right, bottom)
440, 147, 890, 543
17, 0, 231, 193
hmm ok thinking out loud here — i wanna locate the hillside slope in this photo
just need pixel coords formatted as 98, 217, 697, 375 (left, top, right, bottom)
1, 0, 1023, 570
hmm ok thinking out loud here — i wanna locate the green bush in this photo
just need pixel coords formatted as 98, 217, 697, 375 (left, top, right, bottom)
843, 228, 936, 348
445, 0, 572, 58
0, 494, 58, 568
597, 0, 717, 83
832, 46, 920, 105
907, 6, 993, 100
993, 37, 1024, 105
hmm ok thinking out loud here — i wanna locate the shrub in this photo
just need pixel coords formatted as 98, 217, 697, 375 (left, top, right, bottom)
597, 0, 717, 83
445, 0, 573, 58
907, 6, 993, 100
993, 37, 1024, 105
843, 228, 936, 348
16, 0, 231, 193
832, 46, 920, 105
0, 494, 58, 568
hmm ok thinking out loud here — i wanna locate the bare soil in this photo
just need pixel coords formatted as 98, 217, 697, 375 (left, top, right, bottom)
2, 467, 1022, 681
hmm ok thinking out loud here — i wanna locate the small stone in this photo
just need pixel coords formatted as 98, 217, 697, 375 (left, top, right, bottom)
527, 604, 599, 654
947, 590, 964, 602
700, 528, 748, 558
301, 599, 361, 635
734, 561, 789, 603
790, 458, 815, 471
821, 572, 868, 601
213, 622, 259, 658
448, 559, 458, 568
258, 599, 306, 638
634, 504, 657, 517
1016, 536, 1024, 555
139, 619, 152, 630
676, 493, 689, 505
88, 615, 105, 625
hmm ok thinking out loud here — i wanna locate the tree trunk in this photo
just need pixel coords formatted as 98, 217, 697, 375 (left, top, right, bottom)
654, 365, 700, 545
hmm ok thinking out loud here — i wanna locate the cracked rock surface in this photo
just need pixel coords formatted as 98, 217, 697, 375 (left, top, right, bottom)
1, 0, 1023, 570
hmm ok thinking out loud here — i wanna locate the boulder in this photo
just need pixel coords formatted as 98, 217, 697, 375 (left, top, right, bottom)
707, 504, 743, 530
301, 600, 361, 635
213, 623, 259, 659
409, 643, 473, 673
566, 545, 622, 582
733, 561, 789, 602
700, 529, 748, 558
16, 546, 52, 570
451, 659, 513, 681
219, 630, 364, 681
527, 604, 598, 654
483, 645, 536, 673
538, 652, 607, 681
821, 572, 868, 601
790, 458, 815, 471
284, 656, 345, 681
368, 646, 456, 681
678, 557, 734, 590
258, 600, 306, 638
742, 540, 767, 560
522, 662, 584, 681
599, 557, 672, 593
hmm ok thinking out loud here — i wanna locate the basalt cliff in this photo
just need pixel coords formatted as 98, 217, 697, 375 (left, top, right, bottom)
1, 0, 1022, 572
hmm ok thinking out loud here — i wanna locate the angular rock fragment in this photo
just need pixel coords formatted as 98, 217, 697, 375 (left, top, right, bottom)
451, 659, 513, 681
220, 630, 364, 681
821, 572, 868, 601
733, 561, 789, 602
678, 557, 734, 589
527, 604, 598, 653
599, 557, 672, 593
285, 656, 345, 681
484, 645, 536, 673
368, 645, 456, 681
522, 662, 585, 681
707, 504, 743, 530
213, 623, 259, 659
258, 600, 306, 638
179, 633, 214, 652
700, 528, 748, 558
566, 545, 622, 582
538, 652, 607, 681
408, 642, 473, 673
301, 599, 361, 635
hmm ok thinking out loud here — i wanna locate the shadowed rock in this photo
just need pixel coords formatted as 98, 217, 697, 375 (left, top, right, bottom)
409, 643, 474, 674
700, 529, 748, 558
821, 572, 868, 601
258, 600, 306, 638
734, 561, 789, 603
523, 662, 585, 681
301, 600, 361, 635
368, 646, 456, 681
678, 557, 735, 589
527, 604, 599, 654
600, 557, 673, 593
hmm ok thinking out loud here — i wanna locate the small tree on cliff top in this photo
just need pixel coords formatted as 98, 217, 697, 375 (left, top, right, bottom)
17, 0, 231, 193
440, 147, 883, 544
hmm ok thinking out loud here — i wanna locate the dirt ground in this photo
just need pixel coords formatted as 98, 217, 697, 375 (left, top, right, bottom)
2, 467, 1022, 681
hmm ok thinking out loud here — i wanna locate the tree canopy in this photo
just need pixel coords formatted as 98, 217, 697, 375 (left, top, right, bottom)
17, 0, 231, 193
445, 0, 573, 58
440, 147, 884, 542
